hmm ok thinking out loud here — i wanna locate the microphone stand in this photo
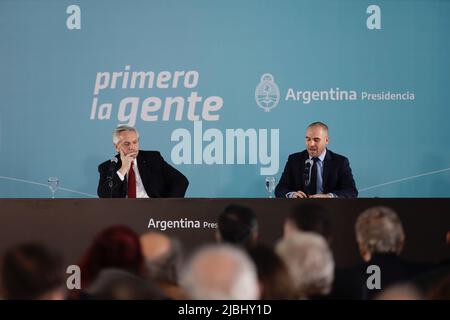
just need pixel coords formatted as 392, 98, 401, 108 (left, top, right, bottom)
107, 175, 114, 198
107, 157, 118, 198
304, 160, 312, 196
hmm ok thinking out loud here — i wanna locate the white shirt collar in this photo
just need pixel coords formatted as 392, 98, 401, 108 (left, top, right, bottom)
309, 148, 327, 162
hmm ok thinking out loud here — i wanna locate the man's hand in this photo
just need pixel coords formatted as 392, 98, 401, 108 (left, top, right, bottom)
291, 191, 308, 198
118, 150, 138, 176
309, 193, 333, 198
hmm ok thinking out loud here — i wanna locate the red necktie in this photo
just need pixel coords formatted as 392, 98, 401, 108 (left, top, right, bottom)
127, 162, 136, 198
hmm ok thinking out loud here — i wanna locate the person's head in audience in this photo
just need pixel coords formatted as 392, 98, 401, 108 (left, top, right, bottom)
140, 232, 182, 284
284, 203, 332, 244
180, 244, 260, 300
140, 232, 186, 299
0, 243, 64, 300
86, 268, 167, 300
78, 225, 145, 289
247, 244, 295, 299
216, 204, 258, 248
276, 231, 334, 299
375, 283, 423, 300
355, 206, 405, 262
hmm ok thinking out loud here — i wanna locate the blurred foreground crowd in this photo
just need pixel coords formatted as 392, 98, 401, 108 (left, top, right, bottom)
1, 204, 449, 300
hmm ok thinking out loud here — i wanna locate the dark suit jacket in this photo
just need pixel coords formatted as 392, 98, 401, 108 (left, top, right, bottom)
97, 151, 189, 198
357, 253, 430, 299
275, 149, 358, 198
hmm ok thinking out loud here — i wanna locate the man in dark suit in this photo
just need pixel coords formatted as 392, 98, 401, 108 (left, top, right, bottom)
98, 125, 189, 198
275, 122, 357, 198
355, 206, 429, 299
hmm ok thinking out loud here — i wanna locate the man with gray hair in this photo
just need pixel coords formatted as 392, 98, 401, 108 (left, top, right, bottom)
180, 244, 260, 300
355, 206, 427, 299
276, 231, 335, 299
97, 125, 189, 198
355, 206, 405, 262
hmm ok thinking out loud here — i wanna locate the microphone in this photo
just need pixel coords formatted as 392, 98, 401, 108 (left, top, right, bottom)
107, 156, 118, 190
304, 159, 313, 189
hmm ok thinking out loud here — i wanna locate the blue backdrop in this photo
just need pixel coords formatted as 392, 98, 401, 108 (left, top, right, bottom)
1, 0, 449, 198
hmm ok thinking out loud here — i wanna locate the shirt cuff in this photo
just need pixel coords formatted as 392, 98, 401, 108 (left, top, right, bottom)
286, 192, 295, 198
116, 170, 125, 181
328, 193, 337, 198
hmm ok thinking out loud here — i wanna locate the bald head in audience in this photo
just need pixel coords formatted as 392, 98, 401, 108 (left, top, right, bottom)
140, 232, 186, 299
181, 244, 260, 300
140, 232, 172, 262
276, 231, 334, 299
140, 232, 182, 283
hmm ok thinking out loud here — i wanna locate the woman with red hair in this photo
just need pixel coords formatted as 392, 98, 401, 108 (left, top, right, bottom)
69, 225, 146, 299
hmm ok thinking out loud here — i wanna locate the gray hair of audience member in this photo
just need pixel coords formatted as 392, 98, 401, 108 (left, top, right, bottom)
355, 206, 405, 256
180, 244, 260, 300
375, 283, 423, 300
276, 231, 335, 298
140, 232, 183, 284
112, 125, 139, 144
86, 268, 167, 300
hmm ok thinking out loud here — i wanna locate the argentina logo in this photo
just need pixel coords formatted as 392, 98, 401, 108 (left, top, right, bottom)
255, 73, 280, 112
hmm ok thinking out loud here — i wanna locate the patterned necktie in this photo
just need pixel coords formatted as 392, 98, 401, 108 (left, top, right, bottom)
308, 157, 319, 195
127, 162, 136, 198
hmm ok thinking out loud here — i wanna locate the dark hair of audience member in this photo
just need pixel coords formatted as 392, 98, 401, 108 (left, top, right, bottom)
247, 244, 295, 299
287, 203, 332, 243
218, 204, 258, 248
86, 268, 168, 300
77, 225, 145, 290
428, 275, 450, 300
0, 243, 64, 300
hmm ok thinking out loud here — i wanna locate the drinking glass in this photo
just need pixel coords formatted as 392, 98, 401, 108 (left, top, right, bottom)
48, 177, 59, 199
265, 176, 276, 198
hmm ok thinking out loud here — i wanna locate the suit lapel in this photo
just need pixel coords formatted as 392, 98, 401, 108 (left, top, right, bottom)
296, 151, 309, 190
137, 154, 146, 179
137, 153, 159, 197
